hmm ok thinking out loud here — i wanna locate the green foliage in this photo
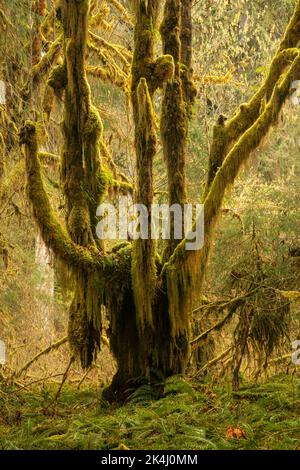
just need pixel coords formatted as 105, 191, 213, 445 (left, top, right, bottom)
0, 375, 299, 450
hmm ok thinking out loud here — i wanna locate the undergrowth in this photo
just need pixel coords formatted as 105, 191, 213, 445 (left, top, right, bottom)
0, 374, 299, 450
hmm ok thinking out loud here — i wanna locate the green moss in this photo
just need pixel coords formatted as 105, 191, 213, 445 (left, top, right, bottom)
160, 0, 188, 260
205, 47, 300, 195
48, 63, 67, 95
153, 54, 175, 86
131, 77, 157, 331
19, 121, 101, 270
1, 376, 300, 449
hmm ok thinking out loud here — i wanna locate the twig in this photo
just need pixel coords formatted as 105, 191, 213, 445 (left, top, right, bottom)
192, 287, 259, 314
191, 300, 241, 349
192, 347, 233, 378
77, 366, 94, 390
45, 356, 75, 411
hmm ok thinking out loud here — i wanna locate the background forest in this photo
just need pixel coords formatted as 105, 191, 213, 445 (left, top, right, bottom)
0, 0, 300, 451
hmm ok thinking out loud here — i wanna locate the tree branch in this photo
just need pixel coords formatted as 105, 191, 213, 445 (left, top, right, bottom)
14, 336, 68, 378
204, 0, 300, 196
191, 299, 243, 349
162, 50, 300, 324
19, 121, 103, 270
22, 34, 62, 100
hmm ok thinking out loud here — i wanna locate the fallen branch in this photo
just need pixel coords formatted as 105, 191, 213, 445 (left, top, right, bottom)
14, 336, 68, 378
191, 301, 241, 349
45, 356, 74, 412
193, 347, 233, 377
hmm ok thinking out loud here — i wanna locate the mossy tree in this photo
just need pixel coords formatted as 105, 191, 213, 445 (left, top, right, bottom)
20, 0, 300, 402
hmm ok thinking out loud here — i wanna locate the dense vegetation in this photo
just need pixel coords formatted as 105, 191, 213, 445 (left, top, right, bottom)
0, 0, 300, 451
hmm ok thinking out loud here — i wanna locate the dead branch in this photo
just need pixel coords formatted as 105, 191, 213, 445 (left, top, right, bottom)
14, 336, 68, 378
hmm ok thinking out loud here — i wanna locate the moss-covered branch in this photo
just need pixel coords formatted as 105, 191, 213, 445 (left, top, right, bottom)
180, 0, 197, 115
131, 1, 160, 331
15, 336, 68, 378
19, 121, 102, 271
204, 0, 300, 195
89, 31, 132, 66
86, 63, 129, 92
22, 34, 63, 100
31, 0, 47, 66
60, 0, 107, 248
160, 0, 188, 258
279, 0, 300, 50
131, 1, 174, 96
190, 300, 242, 350
163, 49, 300, 333
204, 49, 299, 195
107, 0, 133, 26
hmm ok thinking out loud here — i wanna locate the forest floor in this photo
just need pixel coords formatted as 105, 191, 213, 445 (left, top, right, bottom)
0, 374, 300, 450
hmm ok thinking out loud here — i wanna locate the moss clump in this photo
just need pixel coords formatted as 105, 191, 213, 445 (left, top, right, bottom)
48, 63, 67, 96
83, 106, 103, 141
153, 54, 174, 87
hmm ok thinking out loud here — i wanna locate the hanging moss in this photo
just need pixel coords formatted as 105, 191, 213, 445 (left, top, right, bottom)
68, 271, 104, 368
131, 77, 157, 331
204, 13, 300, 197
162, 50, 300, 350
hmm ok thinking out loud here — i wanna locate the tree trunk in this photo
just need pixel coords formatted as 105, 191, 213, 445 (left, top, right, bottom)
102, 0, 191, 403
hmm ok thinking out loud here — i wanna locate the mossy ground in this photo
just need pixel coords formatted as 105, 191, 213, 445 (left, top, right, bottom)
0, 374, 299, 450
